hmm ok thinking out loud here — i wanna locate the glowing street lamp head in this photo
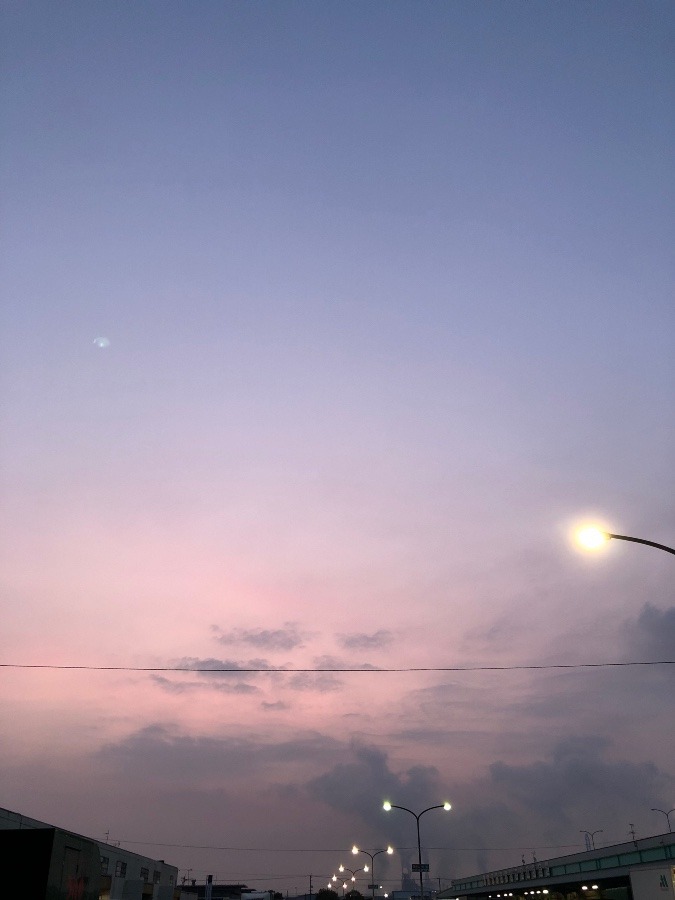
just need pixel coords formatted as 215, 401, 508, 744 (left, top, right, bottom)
443, 802, 452, 811
575, 526, 610, 551
339, 865, 345, 873
352, 846, 359, 855
383, 801, 392, 811
387, 846, 394, 854
363, 866, 369, 873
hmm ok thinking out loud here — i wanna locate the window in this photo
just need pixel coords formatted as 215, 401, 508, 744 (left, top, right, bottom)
154, 870, 161, 884
115, 860, 127, 877
101, 856, 109, 875
141, 867, 149, 881
641, 848, 666, 862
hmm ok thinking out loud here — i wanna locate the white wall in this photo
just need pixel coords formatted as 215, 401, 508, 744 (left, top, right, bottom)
630, 865, 675, 900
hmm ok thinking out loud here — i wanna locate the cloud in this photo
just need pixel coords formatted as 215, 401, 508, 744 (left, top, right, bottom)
151, 656, 284, 695
306, 741, 451, 843
621, 603, 675, 661
313, 654, 381, 671
287, 672, 344, 693
98, 725, 343, 785
336, 630, 394, 650
438, 735, 675, 877
487, 736, 669, 825
302, 733, 675, 879
151, 674, 259, 695
212, 622, 308, 652
171, 655, 283, 672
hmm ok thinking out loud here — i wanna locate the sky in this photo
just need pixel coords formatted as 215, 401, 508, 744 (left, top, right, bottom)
0, 0, 674, 892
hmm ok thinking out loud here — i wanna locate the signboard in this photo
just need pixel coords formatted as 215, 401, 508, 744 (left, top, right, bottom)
368, 885, 379, 890
412, 864, 429, 872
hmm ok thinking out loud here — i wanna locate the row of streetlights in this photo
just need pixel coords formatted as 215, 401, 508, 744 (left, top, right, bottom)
326, 530, 672, 900
330, 799, 673, 900
327, 802, 450, 900
329, 848, 394, 898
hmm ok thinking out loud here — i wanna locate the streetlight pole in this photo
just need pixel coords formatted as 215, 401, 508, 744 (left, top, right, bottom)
339, 865, 366, 883
580, 830, 603, 850
332, 876, 350, 898
335, 866, 367, 897
651, 808, 675, 832
383, 801, 451, 900
352, 845, 394, 900
604, 534, 675, 554
575, 528, 675, 556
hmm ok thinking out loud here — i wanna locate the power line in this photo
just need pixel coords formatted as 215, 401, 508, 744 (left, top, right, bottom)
114, 841, 584, 852
0, 660, 673, 673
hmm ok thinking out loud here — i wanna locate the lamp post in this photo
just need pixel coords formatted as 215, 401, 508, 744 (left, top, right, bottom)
575, 527, 675, 556
339, 865, 367, 883
331, 875, 351, 897
580, 830, 603, 850
383, 801, 451, 900
352, 845, 394, 900
334, 866, 366, 897
651, 808, 675, 832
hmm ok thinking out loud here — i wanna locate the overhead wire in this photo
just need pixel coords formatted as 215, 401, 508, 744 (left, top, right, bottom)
1, 660, 673, 673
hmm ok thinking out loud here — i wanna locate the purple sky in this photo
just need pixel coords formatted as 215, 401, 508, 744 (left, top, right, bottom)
1, 0, 673, 891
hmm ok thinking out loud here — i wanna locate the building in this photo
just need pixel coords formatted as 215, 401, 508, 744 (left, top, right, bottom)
180, 885, 278, 900
0, 806, 181, 900
439, 832, 675, 900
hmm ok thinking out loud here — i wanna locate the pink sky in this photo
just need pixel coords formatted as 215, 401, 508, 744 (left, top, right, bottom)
1, 0, 673, 891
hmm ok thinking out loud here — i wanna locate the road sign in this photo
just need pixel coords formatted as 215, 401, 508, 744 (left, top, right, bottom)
412, 864, 429, 872
368, 885, 379, 890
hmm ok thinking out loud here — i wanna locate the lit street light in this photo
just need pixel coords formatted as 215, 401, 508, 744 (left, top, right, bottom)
331, 876, 351, 897
651, 808, 675, 832
339, 864, 367, 882
383, 801, 451, 900
574, 527, 675, 556
352, 845, 394, 900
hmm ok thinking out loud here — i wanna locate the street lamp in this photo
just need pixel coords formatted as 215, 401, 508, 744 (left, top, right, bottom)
352, 845, 394, 900
335, 865, 368, 897
580, 830, 603, 850
651, 808, 675, 832
574, 527, 675, 556
383, 801, 451, 900
339, 865, 366, 882
331, 876, 350, 897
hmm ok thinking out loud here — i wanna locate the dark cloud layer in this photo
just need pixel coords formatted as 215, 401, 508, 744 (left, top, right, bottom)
287, 672, 344, 693
313, 655, 381, 671
306, 742, 451, 843
621, 603, 675, 661
304, 735, 675, 876
337, 630, 394, 651
98, 725, 343, 785
152, 674, 259, 695
212, 623, 308, 652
